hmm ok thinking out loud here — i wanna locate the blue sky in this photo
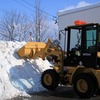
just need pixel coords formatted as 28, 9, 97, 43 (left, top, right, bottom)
0, 0, 99, 39
0, 0, 100, 19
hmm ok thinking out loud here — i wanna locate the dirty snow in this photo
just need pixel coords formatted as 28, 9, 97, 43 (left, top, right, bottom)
0, 41, 52, 100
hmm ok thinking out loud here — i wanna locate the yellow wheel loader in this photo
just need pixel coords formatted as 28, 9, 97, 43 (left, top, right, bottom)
18, 22, 100, 98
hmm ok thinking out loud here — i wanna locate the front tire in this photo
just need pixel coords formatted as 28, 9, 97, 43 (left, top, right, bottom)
41, 69, 59, 90
73, 74, 96, 98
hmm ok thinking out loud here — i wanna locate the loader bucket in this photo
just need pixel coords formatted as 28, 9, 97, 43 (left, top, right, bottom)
17, 42, 46, 58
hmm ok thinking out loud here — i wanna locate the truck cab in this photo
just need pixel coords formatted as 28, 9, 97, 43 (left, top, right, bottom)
59, 23, 100, 68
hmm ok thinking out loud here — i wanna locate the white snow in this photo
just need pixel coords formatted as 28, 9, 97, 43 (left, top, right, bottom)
0, 41, 52, 100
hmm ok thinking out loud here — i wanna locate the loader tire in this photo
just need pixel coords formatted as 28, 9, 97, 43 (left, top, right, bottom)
41, 69, 59, 90
73, 74, 95, 98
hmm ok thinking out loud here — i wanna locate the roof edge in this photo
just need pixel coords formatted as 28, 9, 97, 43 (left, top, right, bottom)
58, 2, 100, 16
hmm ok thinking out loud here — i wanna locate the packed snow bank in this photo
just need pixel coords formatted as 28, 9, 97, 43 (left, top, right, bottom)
0, 41, 52, 99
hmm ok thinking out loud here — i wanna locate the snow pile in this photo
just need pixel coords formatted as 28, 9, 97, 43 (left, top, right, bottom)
0, 41, 52, 99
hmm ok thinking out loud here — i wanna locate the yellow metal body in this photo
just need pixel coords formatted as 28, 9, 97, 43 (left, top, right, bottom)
44, 74, 52, 86
18, 39, 63, 70
17, 42, 46, 58
62, 66, 100, 89
17, 39, 100, 89
77, 79, 88, 93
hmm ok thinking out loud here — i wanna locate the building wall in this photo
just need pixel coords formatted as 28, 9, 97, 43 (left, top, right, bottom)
58, 3, 100, 51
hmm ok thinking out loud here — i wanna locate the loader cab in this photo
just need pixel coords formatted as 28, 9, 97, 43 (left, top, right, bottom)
60, 23, 100, 68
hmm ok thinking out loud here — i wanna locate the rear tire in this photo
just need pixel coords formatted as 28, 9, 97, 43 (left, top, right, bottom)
73, 74, 96, 98
41, 69, 59, 90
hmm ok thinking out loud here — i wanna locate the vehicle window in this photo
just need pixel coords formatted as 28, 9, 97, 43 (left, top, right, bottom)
86, 30, 96, 50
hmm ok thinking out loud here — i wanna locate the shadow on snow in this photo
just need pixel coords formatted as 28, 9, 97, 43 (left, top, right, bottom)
9, 60, 45, 94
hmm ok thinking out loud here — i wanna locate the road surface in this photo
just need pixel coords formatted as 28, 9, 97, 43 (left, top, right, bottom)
13, 86, 100, 100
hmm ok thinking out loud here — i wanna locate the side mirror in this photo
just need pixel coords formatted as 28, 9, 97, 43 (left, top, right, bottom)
59, 33, 61, 40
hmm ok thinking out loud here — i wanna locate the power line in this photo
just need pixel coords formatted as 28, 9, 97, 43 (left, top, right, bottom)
23, 0, 57, 19
14, 0, 57, 21
23, 0, 58, 22
23, 0, 58, 23
14, 0, 35, 13
14, 0, 58, 30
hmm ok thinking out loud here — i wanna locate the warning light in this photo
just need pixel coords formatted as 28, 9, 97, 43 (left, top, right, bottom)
74, 20, 87, 25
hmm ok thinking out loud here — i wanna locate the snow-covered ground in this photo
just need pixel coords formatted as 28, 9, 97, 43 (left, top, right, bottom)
0, 41, 52, 100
